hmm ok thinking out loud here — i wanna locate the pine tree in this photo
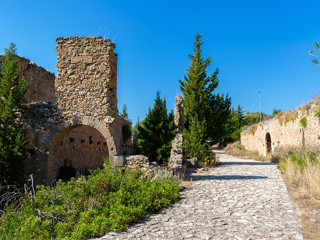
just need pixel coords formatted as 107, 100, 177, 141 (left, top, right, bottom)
136, 92, 175, 165
179, 33, 230, 161
0, 43, 28, 186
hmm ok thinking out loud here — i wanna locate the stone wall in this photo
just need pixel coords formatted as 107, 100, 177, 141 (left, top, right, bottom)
53, 125, 108, 177
55, 37, 118, 121
111, 155, 158, 177
11, 36, 135, 185
240, 103, 320, 156
0, 55, 55, 103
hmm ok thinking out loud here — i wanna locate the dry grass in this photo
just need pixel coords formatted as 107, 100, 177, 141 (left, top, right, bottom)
279, 149, 320, 200
152, 166, 186, 185
242, 125, 258, 135
277, 110, 299, 126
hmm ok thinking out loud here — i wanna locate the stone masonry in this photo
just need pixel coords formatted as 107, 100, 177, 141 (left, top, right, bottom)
241, 102, 320, 156
168, 96, 184, 169
2, 37, 135, 185
174, 96, 183, 129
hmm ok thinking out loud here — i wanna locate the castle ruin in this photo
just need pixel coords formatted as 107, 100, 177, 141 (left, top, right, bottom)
2, 37, 136, 185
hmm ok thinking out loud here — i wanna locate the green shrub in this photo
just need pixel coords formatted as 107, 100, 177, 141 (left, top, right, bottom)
277, 149, 320, 173
122, 124, 132, 143
0, 161, 180, 240
300, 117, 307, 128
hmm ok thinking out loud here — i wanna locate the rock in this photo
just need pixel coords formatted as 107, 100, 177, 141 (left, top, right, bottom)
168, 133, 183, 169
183, 157, 201, 168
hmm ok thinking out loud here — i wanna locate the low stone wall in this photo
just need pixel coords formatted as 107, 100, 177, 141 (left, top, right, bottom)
241, 104, 320, 156
111, 155, 158, 176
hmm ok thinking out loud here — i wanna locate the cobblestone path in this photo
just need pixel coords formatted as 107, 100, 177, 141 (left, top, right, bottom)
96, 153, 303, 240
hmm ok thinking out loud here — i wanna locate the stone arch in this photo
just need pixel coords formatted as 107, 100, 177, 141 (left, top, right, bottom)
47, 116, 120, 183
266, 132, 272, 155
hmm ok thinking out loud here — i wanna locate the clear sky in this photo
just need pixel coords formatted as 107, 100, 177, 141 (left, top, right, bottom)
0, 0, 319, 125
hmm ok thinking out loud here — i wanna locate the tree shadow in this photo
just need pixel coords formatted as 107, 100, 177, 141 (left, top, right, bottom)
202, 175, 268, 180
222, 161, 277, 166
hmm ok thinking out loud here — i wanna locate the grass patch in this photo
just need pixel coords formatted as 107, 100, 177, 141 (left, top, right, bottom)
277, 110, 298, 126
0, 161, 180, 240
242, 125, 258, 135
278, 148, 320, 201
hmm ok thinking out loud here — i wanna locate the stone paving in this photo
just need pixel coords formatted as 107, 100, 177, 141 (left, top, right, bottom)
95, 152, 304, 240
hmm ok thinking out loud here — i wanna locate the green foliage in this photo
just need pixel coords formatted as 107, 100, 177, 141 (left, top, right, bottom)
223, 107, 267, 144
277, 150, 320, 173
300, 117, 307, 128
120, 104, 129, 119
122, 124, 132, 143
179, 32, 230, 159
181, 118, 214, 165
0, 43, 28, 186
0, 161, 180, 239
135, 92, 176, 165
273, 108, 281, 116
309, 42, 320, 65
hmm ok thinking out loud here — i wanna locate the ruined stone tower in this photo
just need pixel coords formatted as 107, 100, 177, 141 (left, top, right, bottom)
15, 37, 135, 185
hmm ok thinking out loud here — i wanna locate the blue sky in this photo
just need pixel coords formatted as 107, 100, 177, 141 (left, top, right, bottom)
0, 0, 319, 125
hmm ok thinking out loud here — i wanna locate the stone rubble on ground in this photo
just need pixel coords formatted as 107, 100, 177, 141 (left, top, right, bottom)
95, 152, 304, 240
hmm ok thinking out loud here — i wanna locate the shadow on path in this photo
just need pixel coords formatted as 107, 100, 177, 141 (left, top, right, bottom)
222, 161, 277, 166
189, 175, 268, 181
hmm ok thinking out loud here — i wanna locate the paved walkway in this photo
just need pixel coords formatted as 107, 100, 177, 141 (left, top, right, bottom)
96, 152, 303, 240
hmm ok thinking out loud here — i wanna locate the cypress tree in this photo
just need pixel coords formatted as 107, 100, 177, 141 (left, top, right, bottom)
0, 43, 28, 186
136, 92, 175, 165
179, 33, 231, 161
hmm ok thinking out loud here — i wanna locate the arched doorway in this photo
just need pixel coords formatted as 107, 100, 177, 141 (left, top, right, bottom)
48, 125, 108, 182
266, 133, 272, 155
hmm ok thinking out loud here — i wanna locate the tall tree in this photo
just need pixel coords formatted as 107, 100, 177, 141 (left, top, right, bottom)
136, 92, 175, 165
179, 33, 230, 161
0, 43, 28, 186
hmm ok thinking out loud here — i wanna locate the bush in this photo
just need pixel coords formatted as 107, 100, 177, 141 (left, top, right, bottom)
0, 160, 180, 239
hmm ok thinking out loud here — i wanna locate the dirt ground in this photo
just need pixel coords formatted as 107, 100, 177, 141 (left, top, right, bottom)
287, 186, 320, 239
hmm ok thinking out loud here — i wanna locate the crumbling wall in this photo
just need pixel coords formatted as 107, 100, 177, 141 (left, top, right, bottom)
55, 37, 118, 120
55, 37, 122, 156
174, 96, 184, 129
0, 55, 55, 103
241, 105, 320, 156
16, 37, 132, 185
169, 96, 184, 169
